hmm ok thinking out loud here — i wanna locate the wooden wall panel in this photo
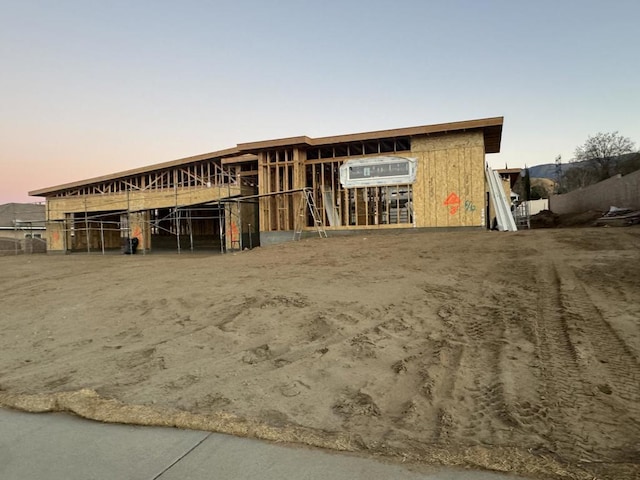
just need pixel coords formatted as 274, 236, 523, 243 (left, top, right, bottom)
412, 131, 485, 228
130, 211, 150, 251
45, 221, 66, 252
46, 185, 242, 221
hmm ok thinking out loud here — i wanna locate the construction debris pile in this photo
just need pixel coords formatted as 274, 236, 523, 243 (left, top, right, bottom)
595, 206, 640, 227
530, 207, 640, 229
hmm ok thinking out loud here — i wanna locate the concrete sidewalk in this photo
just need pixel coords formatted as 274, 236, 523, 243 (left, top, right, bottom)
0, 408, 528, 480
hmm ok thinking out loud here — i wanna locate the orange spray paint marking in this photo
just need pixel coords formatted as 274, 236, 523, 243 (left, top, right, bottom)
444, 192, 461, 215
230, 223, 239, 241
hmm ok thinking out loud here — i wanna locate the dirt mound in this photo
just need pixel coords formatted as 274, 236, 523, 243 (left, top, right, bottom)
1, 229, 639, 479
557, 210, 605, 227
531, 209, 604, 228
530, 210, 559, 228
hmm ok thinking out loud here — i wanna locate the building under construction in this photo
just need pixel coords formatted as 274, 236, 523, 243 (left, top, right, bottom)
29, 116, 504, 253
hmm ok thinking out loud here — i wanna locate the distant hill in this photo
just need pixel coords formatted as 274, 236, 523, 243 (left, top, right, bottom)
531, 178, 555, 198
527, 162, 577, 180
527, 152, 640, 180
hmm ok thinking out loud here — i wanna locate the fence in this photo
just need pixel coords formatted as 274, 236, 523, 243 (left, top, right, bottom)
0, 236, 47, 256
0, 203, 47, 255
549, 170, 640, 215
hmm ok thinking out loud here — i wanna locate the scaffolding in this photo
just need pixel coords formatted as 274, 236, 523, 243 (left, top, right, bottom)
21, 170, 333, 256
36, 157, 263, 255
39, 188, 270, 256
45, 205, 227, 255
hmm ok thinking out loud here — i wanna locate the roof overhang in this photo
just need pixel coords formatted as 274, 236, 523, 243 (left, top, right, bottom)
496, 168, 522, 189
29, 116, 503, 197
29, 147, 244, 197
237, 116, 503, 154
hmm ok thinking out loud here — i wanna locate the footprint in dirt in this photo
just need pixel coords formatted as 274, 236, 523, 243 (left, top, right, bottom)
350, 334, 377, 359
278, 380, 311, 397
242, 344, 272, 364
333, 390, 381, 418
308, 316, 333, 342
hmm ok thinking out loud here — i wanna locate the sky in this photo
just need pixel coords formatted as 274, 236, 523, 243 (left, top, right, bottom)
1, 0, 638, 204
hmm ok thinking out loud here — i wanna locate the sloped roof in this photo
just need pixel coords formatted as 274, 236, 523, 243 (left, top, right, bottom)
29, 116, 503, 197
0, 203, 45, 227
238, 116, 503, 153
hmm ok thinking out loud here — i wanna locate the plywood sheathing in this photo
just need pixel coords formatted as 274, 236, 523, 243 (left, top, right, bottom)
45, 220, 66, 251
411, 131, 485, 228
43, 186, 243, 252
129, 211, 151, 252
223, 200, 257, 251
45, 186, 242, 221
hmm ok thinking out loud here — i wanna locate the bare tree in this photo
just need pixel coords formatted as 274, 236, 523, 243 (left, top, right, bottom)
574, 132, 635, 181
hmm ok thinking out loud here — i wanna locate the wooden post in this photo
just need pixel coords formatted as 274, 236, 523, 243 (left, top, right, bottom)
100, 221, 105, 255
84, 199, 90, 254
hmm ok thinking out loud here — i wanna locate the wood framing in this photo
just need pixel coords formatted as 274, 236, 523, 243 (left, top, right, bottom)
30, 117, 503, 251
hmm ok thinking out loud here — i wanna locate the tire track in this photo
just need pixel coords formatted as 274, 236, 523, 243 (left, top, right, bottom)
533, 260, 593, 459
556, 263, 640, 402
535, 255, 640, 463
429, 340, 464, 442
553, 261, 640, 463
444, 308, 508, 445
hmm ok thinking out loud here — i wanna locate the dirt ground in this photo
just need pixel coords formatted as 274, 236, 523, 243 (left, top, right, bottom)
1, 228, 639, 479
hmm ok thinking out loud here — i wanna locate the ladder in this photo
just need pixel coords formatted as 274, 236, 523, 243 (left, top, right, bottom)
294, 189, 328, 240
